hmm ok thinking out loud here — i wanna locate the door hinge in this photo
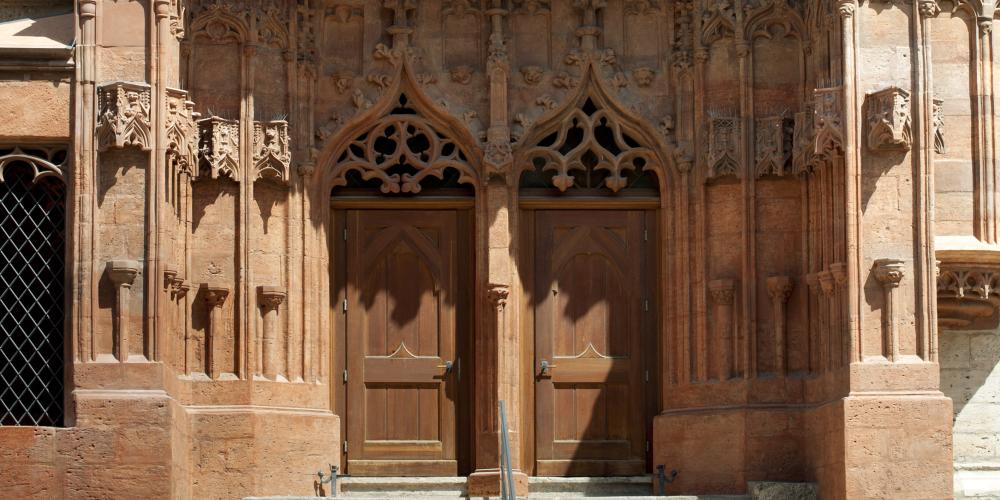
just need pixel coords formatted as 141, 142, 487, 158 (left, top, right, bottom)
343, 440, 348, 453
343, 228, 348, 241
646, 440, 650, 452
643, 299, 649, 312
343, 298, 348, 312
343, 369, 348, 383
644, 229, 648, 242
645, 370, 649, 383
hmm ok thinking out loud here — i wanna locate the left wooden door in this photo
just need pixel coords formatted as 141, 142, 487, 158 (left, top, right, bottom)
345, 210, 463, 476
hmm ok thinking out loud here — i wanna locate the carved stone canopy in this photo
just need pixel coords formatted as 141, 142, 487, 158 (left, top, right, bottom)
866, 87, 912, 152
938, 249, 1000, 330
198, 116, 240, 181
97, 82, 152, 152
253, 120, 291, 184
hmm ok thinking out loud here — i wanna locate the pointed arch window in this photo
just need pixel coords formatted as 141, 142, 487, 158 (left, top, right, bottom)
0, 146, 67, 427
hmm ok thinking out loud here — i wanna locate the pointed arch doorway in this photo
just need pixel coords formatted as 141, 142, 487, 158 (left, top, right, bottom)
517, 81, 670, 477
325, 90, 482, 477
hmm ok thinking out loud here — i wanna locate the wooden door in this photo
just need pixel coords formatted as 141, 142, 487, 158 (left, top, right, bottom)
534, 210, 649, 476
345, 210, 462, 476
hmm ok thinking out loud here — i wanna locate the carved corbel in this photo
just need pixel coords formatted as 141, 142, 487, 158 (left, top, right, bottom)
766, 276, 793, 375
755, 116, 794, 177
257, 286, 286, 380
708, 279, 736, 380
97, 82, 152, 152
202, 283, 231, 379
814, 86, 845, 157
873, 259, 905, 362
866, 87, 912, 152
198, 116, 241, 181
484, 140, 513, 183
253, 120, 291, 183
918, 0, 941, 17
707, 116, 740, 179
107, 260, 140, 362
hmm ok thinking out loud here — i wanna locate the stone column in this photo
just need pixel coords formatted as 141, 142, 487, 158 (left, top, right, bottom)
708, 279, 736, 380
830, 262, 850, 365
258, 286, 286, 380
203, 283, 230, 379
818, 270, 836, 370
766, 276, 793, 376
873, 259, 905, 362
107, 260, 140, 362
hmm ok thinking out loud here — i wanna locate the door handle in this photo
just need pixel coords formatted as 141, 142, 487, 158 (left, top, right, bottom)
540, 359, 557, 377
437, 360, 454, 374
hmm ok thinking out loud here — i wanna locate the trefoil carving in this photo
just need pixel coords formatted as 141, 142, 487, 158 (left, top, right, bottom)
197, 116, 240, 181
866, 86, 912, 152
253, 120, 291, 183
97, 82, 152, 152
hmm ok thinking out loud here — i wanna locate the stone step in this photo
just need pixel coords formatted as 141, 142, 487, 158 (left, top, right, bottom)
340, 476, 468, 497
528, 476, 655, 497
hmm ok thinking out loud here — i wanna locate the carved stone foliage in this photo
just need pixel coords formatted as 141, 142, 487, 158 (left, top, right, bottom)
866, 87, 911, 152
97, 82, 152, 152
707, 116, 740, 179
329, 94, 477, 194
522, 97, 657, 192
197, 116, 240, 181
755, 116, 794, 177
814, 86, 844, 157
253, 120, 291, 183
165, 88, 201, 175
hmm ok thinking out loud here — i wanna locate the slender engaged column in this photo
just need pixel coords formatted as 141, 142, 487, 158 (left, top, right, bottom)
107, 260, 140, 362
708, 279, 736, 380
766, 276, 793, 376
258, 286, 287, 380
873, 259, 905, 362
817, 270, 836, 370
203, 284, 230, 379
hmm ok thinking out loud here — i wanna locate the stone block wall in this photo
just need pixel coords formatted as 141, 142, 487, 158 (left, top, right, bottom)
941, 329, 1000, 498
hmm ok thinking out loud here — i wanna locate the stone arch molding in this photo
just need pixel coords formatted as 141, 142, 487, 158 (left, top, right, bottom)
316, 50, 483, 195
515, 59, 678, 193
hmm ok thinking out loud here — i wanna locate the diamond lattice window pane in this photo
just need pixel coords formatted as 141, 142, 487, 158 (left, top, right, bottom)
0, 163, 65, 426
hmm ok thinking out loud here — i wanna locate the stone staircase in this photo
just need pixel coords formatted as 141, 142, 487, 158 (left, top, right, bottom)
246, 476, 816, 500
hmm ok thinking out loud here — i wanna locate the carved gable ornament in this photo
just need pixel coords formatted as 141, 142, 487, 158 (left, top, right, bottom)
319, 54, 482, 194
866, 86, 912, 152
253, 120, 291, 183
516, 61, 670, 193
97, 82, 152, 152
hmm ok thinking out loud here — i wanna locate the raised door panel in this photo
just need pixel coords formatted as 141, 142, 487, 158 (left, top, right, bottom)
535, 210, 647, 476
346, 210, 458, 476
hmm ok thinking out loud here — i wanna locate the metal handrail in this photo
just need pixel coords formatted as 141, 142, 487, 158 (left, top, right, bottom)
499, 400, 516, 500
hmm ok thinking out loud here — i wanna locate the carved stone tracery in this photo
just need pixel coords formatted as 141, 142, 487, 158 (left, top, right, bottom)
755, 116, 794, 177
253, 120, 291, 183
707, 116, 740, 179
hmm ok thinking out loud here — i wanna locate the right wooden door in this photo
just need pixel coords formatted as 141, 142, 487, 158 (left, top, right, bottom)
534, 210, 650, 476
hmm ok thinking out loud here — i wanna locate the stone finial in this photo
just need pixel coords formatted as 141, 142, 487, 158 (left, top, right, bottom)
874, 259, 906, 288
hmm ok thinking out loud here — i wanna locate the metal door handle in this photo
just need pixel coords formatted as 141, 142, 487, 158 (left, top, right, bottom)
540, 359, 557, 376
437, 360, 453, 374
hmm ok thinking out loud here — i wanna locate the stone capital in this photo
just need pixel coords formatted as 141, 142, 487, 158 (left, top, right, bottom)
874, 259, 906, 288
257, 286, 287, 311
708, 279, 736, 306
487, 283, 510, 310
203, 283, 231, 308
817, 270, 836, 296
79, 0, 97, 19
107, 260, 140, 288
830, 263, 848, 287
766, 276, 793, 303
